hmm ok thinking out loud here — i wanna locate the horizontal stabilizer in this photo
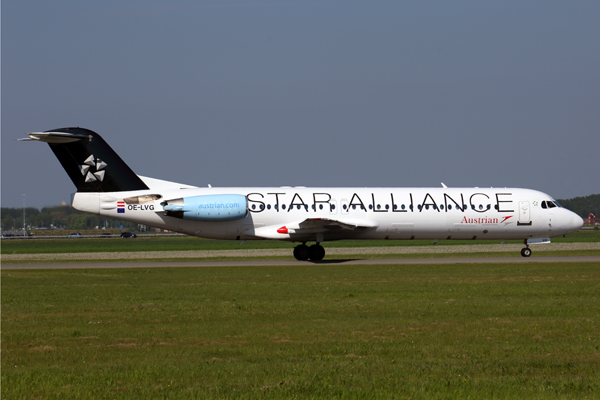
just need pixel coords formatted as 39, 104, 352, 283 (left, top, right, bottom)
18, 132, 92, 143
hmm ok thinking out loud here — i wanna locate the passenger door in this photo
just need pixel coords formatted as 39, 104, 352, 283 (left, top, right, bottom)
518, 201, 531, 225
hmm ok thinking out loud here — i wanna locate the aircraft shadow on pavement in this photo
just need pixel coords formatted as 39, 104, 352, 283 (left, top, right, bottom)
307, 259, 359, 264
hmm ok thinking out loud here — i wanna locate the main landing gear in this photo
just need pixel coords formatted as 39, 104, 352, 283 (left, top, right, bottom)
293, 243, 325, 261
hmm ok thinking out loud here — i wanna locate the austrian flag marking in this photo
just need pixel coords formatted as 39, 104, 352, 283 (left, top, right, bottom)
117, 201, 125, 213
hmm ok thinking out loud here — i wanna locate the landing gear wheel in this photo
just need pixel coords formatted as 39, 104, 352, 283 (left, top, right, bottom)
521, 247, 532, 257
308, 244, 325, 261
293, 244, 310, 261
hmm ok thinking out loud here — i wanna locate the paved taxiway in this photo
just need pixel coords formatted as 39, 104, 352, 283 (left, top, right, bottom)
3, 255, 599, 270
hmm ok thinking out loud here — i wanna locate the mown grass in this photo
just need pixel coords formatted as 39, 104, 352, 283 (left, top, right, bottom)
2, 262, 599, 399
2, 231, 599, 255
4, 250, 600, 265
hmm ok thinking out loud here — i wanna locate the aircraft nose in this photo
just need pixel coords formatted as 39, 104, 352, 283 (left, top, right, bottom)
557, 210, 583, 235
571, 213, 584, 232
563, 211, 584, 234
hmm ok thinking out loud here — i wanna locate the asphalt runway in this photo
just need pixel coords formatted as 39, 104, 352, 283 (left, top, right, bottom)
3, 255, 599, 270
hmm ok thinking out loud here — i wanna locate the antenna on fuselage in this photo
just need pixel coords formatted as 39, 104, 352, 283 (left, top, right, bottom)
441, 182, 448, 188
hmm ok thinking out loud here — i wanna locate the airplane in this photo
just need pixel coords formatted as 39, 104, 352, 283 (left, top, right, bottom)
20, 127, 584, 260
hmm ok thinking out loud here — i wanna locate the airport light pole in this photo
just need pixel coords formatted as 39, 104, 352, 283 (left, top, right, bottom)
22, 194, 26, 237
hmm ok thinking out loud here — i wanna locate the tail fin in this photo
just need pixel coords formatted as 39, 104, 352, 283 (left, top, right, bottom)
22, 127, 149, 192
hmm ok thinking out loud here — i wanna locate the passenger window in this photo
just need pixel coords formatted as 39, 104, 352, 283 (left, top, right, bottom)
282, 204, 286, 210
267, 204, 271, 210
385, 204, 389, 210
319, 204, 323, 210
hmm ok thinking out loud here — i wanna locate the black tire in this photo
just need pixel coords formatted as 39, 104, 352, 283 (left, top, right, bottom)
293, 244, 310, 261
308, 244, 325, 261
521, 248, 532, 257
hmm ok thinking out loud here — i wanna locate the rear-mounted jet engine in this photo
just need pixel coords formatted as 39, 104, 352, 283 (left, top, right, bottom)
161, 194, 248, 222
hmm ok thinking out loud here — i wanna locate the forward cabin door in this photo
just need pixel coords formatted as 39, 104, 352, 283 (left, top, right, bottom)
518, 201, 531, 225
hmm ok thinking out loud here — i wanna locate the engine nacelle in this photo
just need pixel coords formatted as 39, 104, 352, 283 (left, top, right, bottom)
162, 194, 248, 222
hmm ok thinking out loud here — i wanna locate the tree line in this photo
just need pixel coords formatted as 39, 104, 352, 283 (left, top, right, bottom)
557, 194, 600, 220
1, 205, 140, 231
2, 193, 599, 232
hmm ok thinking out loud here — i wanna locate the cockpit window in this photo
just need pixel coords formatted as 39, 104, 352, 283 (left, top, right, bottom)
542, 200, 560, 209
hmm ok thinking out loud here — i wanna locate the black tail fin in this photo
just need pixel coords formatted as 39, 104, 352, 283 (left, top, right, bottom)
28, 127, 149, 192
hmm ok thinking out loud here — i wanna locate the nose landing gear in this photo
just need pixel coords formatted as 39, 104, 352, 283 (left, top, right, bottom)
293, 242, 325, 261
520, 246, 532, 257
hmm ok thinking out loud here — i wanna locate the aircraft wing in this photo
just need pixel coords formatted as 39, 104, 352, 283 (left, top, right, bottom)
296, 217, 376, 231
252, 217, 378, 240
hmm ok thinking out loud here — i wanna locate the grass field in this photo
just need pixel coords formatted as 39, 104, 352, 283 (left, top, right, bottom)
2, 231, 600, 255
2, 261, 599, 399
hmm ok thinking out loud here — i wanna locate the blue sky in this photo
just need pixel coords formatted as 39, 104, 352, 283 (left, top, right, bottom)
2, 1, 599, 208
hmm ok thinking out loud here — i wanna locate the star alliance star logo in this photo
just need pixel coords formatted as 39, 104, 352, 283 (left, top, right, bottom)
79, 154, 107, 183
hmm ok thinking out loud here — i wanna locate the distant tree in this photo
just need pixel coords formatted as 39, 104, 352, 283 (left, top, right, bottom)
2, 215, 15, 230
1, 207, 39, 219
557, 194, 600, 219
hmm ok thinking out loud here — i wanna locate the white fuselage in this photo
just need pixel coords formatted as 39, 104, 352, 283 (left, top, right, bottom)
72, 186, 583, 242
